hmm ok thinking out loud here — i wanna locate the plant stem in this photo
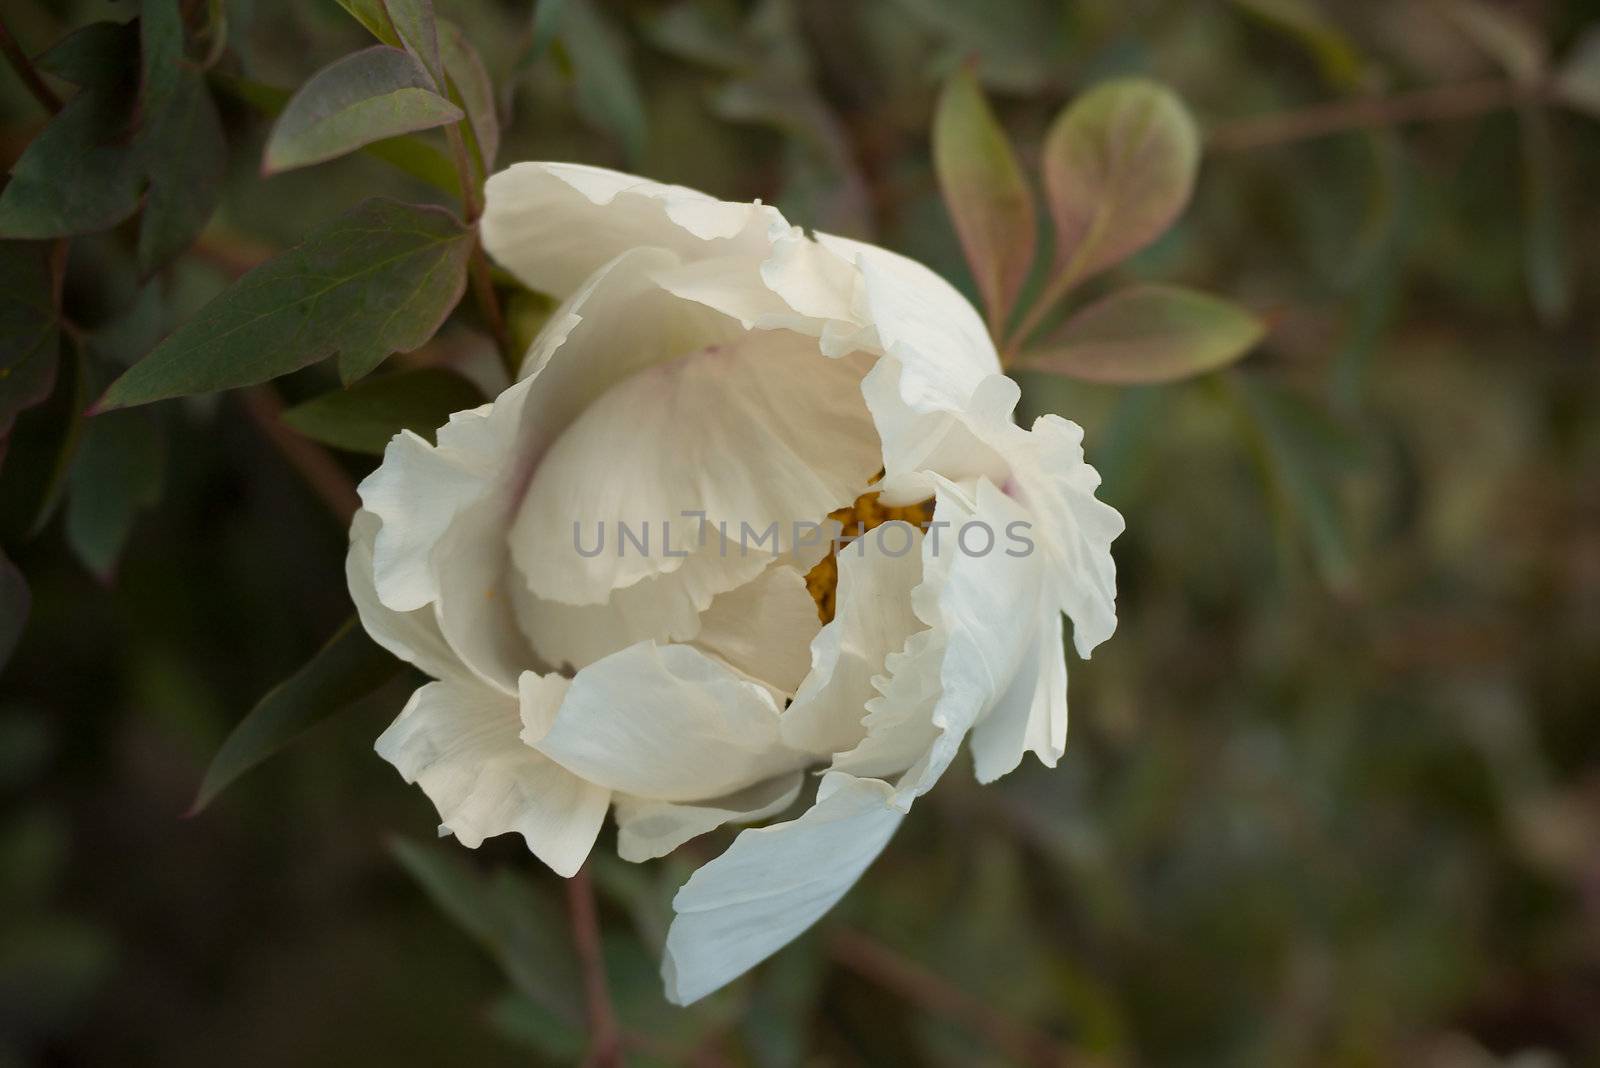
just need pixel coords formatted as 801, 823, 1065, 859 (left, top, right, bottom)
827, 927, 1088, 1068
0, 14, 63, 115
239, 386, 359, 526
1206, 77, 1537, 153
469, 242, 518, 380
566, 865, 622, 1068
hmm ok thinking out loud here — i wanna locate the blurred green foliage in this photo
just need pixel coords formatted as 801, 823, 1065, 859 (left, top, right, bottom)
1, 0, 1598, 1065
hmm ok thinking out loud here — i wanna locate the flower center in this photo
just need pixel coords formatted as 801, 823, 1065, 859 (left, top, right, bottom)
804, 489, 935, 623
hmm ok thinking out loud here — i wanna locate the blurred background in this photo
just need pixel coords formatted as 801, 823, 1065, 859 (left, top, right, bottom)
2, 0, 1598, 1064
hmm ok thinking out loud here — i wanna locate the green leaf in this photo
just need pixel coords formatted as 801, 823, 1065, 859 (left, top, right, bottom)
932, 64, 1035, 335
525, 0, 572, 67
211, 72, 459, 191
382, 0, 445, 88
1019, 284, 1264, 385
335, 0, 403, 46
1518, 106, 1569, 326
1227, 0, 1364, 86
1229, 372, 1358, 588
263, 46, 464, 175
98, 199, 473, 409
388, 837, 583, 1019
0, 338, 85, 540
559, 0, 648, 164
138, 74, 227, 272
65, 404, 164, 580
1555, 25, 1600, 117
1041, 79, 1200, 291
280, 367, 487, 454
189, 619, 401, 813
0, 548, 27, 673
0, 24, 144, 239
439, 19, 500, 177
486, 992, 588, 1061
0, 242, 62, 442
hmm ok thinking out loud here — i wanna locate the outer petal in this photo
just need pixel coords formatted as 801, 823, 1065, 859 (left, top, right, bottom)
533, 642, 805, 802
481, 162, 784, 299
613, 771, 804, 863
375, 677, 610, 877
346, 509, 464, 683
969, 607, 1069, 783
781, 525, 926, 757
662, 771, 903, 1006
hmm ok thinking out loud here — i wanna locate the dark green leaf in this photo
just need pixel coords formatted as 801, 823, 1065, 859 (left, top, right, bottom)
559, 0, 647, 163
933, 64, 1035, 335
98, 199, 473, 409
525, 0, 572, 67
0, 24, 143, 239
0, 242, 62, 442
65, 404, 164, 580
140, 0, 187, 115
1041, 79, 1200, 291
280, 367, 487, 454
211, 72, 459, 191
1518, 106, 1569, 326
1226, 0, 1364, 85
138, 74, 227, 272
0, 339, 85, 540
263, 47, 463, 175
1020, 284, 1264, 385
0, 548, 27, 673
486, 992, 588, 1061
189, 618, 401, 812
388, 837, 583, 1019
439, 19, 499, 177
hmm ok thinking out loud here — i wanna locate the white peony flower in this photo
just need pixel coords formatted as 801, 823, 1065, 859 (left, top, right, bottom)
348, 162, 1124, 1005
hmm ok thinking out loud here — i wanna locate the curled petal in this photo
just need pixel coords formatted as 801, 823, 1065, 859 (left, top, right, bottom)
614, 771, 804, 863
662, 771, 903, 1006
375, 678, 610, 877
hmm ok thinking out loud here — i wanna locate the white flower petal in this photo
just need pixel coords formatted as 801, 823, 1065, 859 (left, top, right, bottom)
375, 678, 610, 877
692, 565, 821, 696
614, 771, 805, 863
969, 607, 1069, 783
535, 642, 804, 802
481, 162, 784, 299
661, 771, 903, 1006
513, 328, 880, 607
346, 509, 463, 682
782, 525, 925, 757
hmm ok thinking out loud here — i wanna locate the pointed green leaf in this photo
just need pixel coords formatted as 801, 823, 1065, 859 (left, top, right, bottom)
525, 0, 572, 67
383, 0, 445, 88
0, 24, 144, 239
439, 19, 500, 176
0, 548, 27, 673
1556, 25, 1600, 117
389, 837, 583, 1019
1020, 284, 1264, 385
0, 242, 61, 442
190, 618, 401, 813
98, 199, 472, 409
559, 0, 648, 163
65, 404, 164, 580
281, 367, 487, 454
264, 46, 464, 174
933, 64, 1035, 334
0, 338, 85, 540
1041, 79, 1199, 290
336, 0, 403, 46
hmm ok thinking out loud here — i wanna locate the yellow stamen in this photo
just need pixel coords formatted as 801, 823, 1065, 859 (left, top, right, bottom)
804, 488, 935, 623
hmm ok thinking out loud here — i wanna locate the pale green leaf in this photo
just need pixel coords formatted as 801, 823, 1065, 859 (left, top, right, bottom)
439, 19, 500, 176
1555, 25, 1600, 118
280, 367, 487, 454
559, 0, 648, 163
264, 46, 463, 175
189, 618, 401, 813
1041, 79, 1200, 291
933, 64, 1035, 334
98, 199, 472, 409
1020, 284, 1264, 385
335, 0, 403, 46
